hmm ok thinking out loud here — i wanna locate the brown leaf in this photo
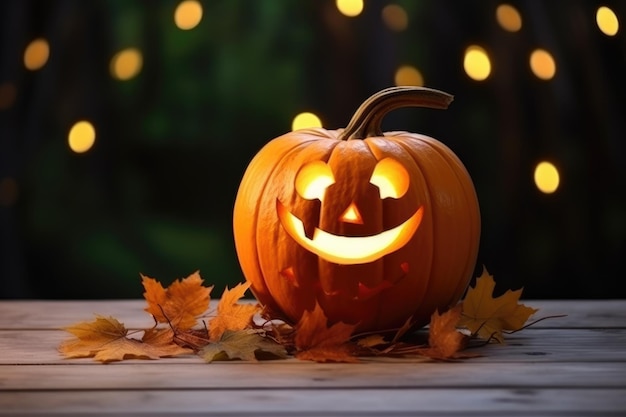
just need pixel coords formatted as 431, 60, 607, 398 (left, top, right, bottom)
199, 329, 287, 363
415, 305, 476, 360
59, 316, 192, 363
142, 271, 212, 330
459, 267, 538, 342
294, 302, 358, 363
208, 282, 260, 341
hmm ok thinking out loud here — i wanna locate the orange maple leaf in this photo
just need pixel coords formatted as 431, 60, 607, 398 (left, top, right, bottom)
415, 305, 476, 360
142, 271, 212, 330
58, 316, 193, 363
294, 302, 358, 363
459, 267, 538, 342
208, 282, 260, 341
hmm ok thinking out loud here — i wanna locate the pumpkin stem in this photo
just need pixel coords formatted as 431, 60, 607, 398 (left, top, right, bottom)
338, 86, 454, 141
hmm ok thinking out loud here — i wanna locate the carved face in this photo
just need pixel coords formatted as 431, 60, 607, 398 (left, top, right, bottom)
277, 157, 423, 265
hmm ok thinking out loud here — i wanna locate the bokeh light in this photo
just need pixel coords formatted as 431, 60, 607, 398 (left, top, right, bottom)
463, 45, 491, 81
496, 4, 522, 32
336, 0, 363, 17
0, 177, 18, 207
530, 48, 556, 80
382, 4, 408, 32
394, 65, 424, 86
110, 48, 143, 81
534, 161, 560, 194
68, 121, 96, 153
174, 0, 203, 30
596, 6, 619, 36
292, 112, 322, 131
24, 38, 49, 71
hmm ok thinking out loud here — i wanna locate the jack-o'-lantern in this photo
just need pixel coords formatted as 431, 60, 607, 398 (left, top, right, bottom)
233, 86, 480, 333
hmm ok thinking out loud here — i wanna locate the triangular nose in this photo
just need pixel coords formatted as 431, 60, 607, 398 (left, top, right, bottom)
340, 202, 363, 224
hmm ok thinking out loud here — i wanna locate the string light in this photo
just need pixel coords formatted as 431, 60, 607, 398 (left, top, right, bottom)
534, 161, 560, 194
463, 45, 491, 81
174, 0, 203, 30
24, 38, 49, 71
336, 0, 363, 17
292, 112, 322, 131
394, 65, 424, 86
68, 121, 96, 153
496, 4, 522, 32
110, 48, 143, 81
530, 48, 556, 80
596, 6, 619, 36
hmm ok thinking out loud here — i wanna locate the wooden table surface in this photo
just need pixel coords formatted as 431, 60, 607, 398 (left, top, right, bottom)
1, 299, 625, 416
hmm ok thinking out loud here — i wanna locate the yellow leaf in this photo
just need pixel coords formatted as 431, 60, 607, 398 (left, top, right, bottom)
459, 267, 538, 342
142, 271, 212, 330
58, 316, 192, 363
208, 282, 260, 341
199, 329, 287, 363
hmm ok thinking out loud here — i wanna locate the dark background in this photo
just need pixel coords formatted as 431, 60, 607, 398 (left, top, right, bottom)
1, 0, 624, 299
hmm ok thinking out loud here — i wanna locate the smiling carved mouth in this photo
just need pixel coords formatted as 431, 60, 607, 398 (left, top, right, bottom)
276, 199, 423, 265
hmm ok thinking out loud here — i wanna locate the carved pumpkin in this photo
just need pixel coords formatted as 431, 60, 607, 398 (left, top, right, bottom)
233, 86, 480, 333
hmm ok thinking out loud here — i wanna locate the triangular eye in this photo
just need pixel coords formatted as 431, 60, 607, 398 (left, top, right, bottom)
369, 157, 409, 199
295, 161, 335, 201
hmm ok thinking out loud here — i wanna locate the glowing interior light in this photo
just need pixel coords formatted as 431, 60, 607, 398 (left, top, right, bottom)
277, 200, 423, 265
382, 4, 408, 31
336, 0, 363, 17
24, 38, 49, 71
110, 48, 143, 81
174, 0, 203, 30
295, 161, 335, 201
496, 4, 522, 32
463, 45, 491, 81
0, 83, 17, 110
68, 121, 96, 153
596, 6, 619, 36
370, 158, 410, 199
340, 202, 363, 224
291, 112, 322, 131
534, 161, 560, 194
530, 48, 556, 80
394, 65, 424, 87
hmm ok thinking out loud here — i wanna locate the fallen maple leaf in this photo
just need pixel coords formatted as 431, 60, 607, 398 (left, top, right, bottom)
459, 267, 538, 342
414, 305, 477, 360
199, 329, 287, 363
142, 271, 212, 330
294, 302, 358, 363
59, 316, 192, 363
208, 282, 260, 341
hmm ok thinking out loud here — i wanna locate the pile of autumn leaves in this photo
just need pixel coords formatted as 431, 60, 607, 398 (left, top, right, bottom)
58, 269, 538, 363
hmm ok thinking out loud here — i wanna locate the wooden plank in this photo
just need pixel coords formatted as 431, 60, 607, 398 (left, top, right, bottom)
0, 300, 625, 330
1, 388, 625, 415
2, 362, 625, 391
2, 328, 625, 365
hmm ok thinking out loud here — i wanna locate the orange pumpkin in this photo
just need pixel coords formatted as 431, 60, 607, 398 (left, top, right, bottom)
233, 86, 480, 333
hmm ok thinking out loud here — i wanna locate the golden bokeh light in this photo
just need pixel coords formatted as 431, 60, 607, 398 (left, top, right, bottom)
394, 65, 424, 86
382, 4, 408, 31
24, 38, 50, 71
174, 0, 203, 30
534, 161, 560, 194
496, 4, 522, 32
292, 112, 322, 131
596, 6, 619, 36
336, 0, 363, 17
530, 48, 556, 80
110, 48, 143, 81
463, 45, 491, 81
68, 121, 96, 154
